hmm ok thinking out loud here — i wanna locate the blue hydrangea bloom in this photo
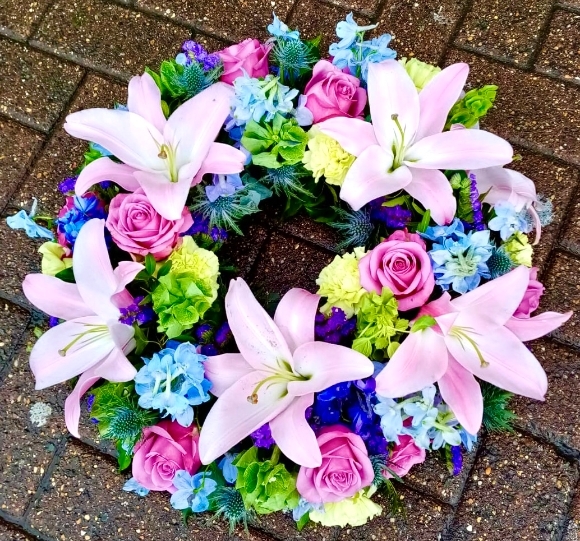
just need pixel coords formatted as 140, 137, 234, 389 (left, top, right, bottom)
205, 173, 244, 202
56, 194, 107, 248
7, 205, 53, 240
334, 12, 377, 49
218, 453, 238, 484
268, 13, 300, 40
134, 342, 212, 427
123, 477, 150, 497
426, 218, 493, 294
488, 200, 529, 241
170, 471, 217, 513
294, 94, 313, 126
293, 498, 325, 522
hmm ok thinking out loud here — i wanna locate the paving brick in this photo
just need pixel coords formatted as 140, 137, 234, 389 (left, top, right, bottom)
2, 75, 126, 302
29, 441, 274, 541
0, 40, 84, 133
539, 251, 580, 347
374, 0, 467, 65
289, 1, 371, 55
455, 0, 552, 65
219, 223, 270, 280
0, 329, 67, 517
0, 119, 44, 214
0, 0, 53, 40
32, 0, 190, 80
446, 49, 580, 166
334, 486, 452, 541
0, 301, 30, 369
536, 10, 580, 84
135, 0, 295, 42
562, 189, 580, 256
250, 232, 334, 296
449, 432, 578, 540
277, 213, 341, 253
512, 339, 580, 452
563, 488, 580, 541
323, 0, 380, 16
254, 512, 337, 541
510, 147, 580, 273
0, 521, 35, 540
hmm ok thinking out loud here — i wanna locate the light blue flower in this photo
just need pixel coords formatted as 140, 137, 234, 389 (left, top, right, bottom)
334, 12, 377, 49
402, 385, 438, 428
123, 477, 150, 497
6, 198, 53, 240
219, 453, 238, 484
293, 498, 325, 522
294, 94, 313, 126
175, 52, 188, 66
170, 471, 217, 513
421, 218, 464, 243
427, 404, 462, 450
206, 174, 244, 202
488, 200, 529, 241
459, 428, 478, 452
374, 395, 404, 443
134, 342, 212, 427
268, 13, 300, 40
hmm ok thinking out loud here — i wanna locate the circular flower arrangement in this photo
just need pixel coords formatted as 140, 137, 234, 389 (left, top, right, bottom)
8, 12, 573, 531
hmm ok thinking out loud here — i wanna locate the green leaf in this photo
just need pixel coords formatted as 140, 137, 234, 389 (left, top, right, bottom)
411, 315, 437, 332
54, 267, 75, 283
383, 195, 408, 207
386, 341, 400, 358
296, 512, 310, 531
417, 209, 431, 233
157, 259, 172, 279
252, 152, 282, 169
116, 441, 132, 471
144, 254, 156, 275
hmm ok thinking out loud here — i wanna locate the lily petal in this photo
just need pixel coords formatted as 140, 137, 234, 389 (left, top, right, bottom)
113, 261, 145, 294
269, 394, 321, 467
133, 170, 194, 221
505, 312, 573, 342
203, 353, 253, 397
405, 129, 513, 170
93, 346, 137, 381
127, 72, 167, 134
64, 109, 164, 171
416, 63, 469, 140
274, 288, 320, 352
288, 342, 374, 397
367, 60, 419, 152
375, 328, 448, 397
191, 142, 246, 186
405, 167, 457, 225
446, 325, 548, 400
75, 157, 140, 196
340, 146, 411, 211
64, 364, 101, 438
224, 278, 294, 372
438, 355, 483, 435
473, 167, 537, 211
23, 274, 94, 320
73, 219, 120, 320
316, 117, 378, 156
198, 371, 292, 464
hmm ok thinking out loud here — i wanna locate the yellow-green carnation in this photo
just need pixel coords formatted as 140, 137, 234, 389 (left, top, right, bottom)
302, 126, 355, 186
316, 247, 366, 317
504, 232, 533, 267
39, 242, 72, 276
309, 487, 382, 527
399, 57, 441, 91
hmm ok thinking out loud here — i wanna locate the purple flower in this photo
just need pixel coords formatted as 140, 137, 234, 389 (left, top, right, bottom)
119, 296, 155, 326
205, 174, 244, 202
368, 197, 412, 229
199, 344, 218, 356
177, 41, 221, 71
251, 423, 275, 448
58, 177, 77, 194
315, 307, 356, 344
86, 394, 95, 412
48, 316, 60, 328
215, 322, 232, 347
469, 173, 486, 231
194, 323, 214, 343
182, 212, 228, 243
450, 445, 463, 476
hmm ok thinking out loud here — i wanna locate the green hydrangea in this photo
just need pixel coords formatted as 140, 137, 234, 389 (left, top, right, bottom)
503, 232, 533, 267
233, 447, 299, 515
446, 85, 498, 130
352, 288, 409, 358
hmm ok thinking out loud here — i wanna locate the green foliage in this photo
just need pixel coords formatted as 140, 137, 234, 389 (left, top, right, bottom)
233, 447, 300, 514
90, 382, 158, 458
241, 114, 309, 169
411, 315, 437, 333
445, 85, 498, 130
77, 142, 108, 173
481, 381, 516, 432
280, 176, 339, 223
448, 170, 474, 222
352, 288, 409, 359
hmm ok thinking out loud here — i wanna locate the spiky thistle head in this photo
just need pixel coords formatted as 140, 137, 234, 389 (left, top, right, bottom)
487, 247, 514, 279
272, 39, 316, 82
370, 454, 389, 487
210, 486, 253, 534
330, 207, 374, 251
261, 165, 311, 198
102, 407, 146, 442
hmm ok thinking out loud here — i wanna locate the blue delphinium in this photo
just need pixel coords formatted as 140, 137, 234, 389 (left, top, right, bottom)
268, 13, 300, 40
134, 342, 212, 427
488, 200, 529, 241
293, 498, 325, 522
425, 218, 493, 294
334, 12, 377, 49
459, 428, 478, 452
7, 202, 54, 240
170, 471, 217, 513
123, 477, 150, 497
176, 40, 220, 71
182, 212, 228, 243
58, 177, 77, 194
250, 423, 275, 448
56, 193, 107, 248
219, 453, 238, 484
206, 173, 244, 202
315, 307, 356, 344
368, 197, 412, 229
119, 295, 155, 326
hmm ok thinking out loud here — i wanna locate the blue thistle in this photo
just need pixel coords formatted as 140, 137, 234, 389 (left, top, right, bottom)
370, 454, 389, 486
271, 39, 316, 84
487, 247, 514, 279
261, 165, 311, 198
102, 407, 146, 442
330, 207, 374, 250
210, 486, 253, 533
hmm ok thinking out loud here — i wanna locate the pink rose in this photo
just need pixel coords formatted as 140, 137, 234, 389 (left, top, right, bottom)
358, 230, 435, 311
219, 39, 271, 85
383, 435, 426, 479
296, 425, 374, 503
513, 267, 544, 318
106, 189, 192, 261
303, 60, 367, 123
132, 420, 201, 493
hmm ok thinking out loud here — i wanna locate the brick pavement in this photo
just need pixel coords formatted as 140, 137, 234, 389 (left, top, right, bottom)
0, 0, 579, 539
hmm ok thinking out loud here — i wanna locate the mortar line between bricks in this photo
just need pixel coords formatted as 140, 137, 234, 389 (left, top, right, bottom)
555, 3, 580, 16
316, 0, 374, 19
26, 0, 59, 43
555, 478, 580, 541
525, 1, 557, 70
0, 512, 57, 541
437, 0, 476, 68
22, 435, 69, 522
281, 0, 301, 32
0, 309, 31, 384
0, 109, 48, 135
515, 423, 580, 462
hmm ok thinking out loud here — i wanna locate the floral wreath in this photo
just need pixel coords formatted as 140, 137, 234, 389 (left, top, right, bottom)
8, 13, 572, 531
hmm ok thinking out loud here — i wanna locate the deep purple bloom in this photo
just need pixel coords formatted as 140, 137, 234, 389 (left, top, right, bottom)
215, 322, 232, 347
182, 212, 228, 243
58, 177, 77, 194
469, 173, 486, 231
315, 307, 356, 344
48, 316, 60, 328
178, 40, 221, 71
251, 423, 275, 449
199, 344, 218, 356
450, 445, 463, 475
368, 197, 412, 229
195, 323, 214, 343
119, 296, 155, 326
86, 394, 95, 412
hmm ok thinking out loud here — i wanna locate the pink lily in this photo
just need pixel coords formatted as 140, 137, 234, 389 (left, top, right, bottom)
374, 266, 572, 434
317, 60, 513, 225
64, 73, 245, 220
199, 278, 374, 467
22, 219, 143, 437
